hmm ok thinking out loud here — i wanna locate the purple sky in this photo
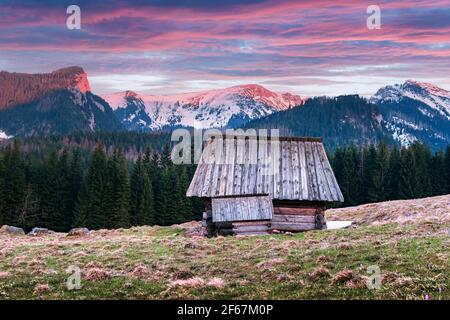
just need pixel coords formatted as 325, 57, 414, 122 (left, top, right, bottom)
1, 0, 449, 97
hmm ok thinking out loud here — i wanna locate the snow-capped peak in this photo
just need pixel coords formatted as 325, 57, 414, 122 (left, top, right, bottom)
103, 84, 304, 130
372, 80, 450, 119
371, 80, 450, 148
403, 80, 450, 99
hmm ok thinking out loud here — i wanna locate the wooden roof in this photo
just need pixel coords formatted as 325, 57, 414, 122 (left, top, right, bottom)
186, 136, 344, 202
212, 195, 273, 222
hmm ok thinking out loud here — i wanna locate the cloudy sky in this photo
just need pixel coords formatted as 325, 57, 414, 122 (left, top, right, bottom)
1, 0, 449, 97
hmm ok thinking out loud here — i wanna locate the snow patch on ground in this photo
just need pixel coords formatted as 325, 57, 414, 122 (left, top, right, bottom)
0, 130, 13, 139
88, 113, 95, 131
93, 100, 105, 112
70, 89, 86, 106
326, 221, 353, 230
385, 121, 417, 147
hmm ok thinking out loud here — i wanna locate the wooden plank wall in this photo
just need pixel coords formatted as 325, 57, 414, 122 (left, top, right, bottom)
216, 220, 271, 236
271, 201, 326, 231
211, 195, 273, 223
187, 137, 344, 203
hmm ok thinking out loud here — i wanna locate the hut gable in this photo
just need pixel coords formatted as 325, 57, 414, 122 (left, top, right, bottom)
186, 136, 344, 203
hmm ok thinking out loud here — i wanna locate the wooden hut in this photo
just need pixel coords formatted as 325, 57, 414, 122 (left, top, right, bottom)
186, 135, 344, 236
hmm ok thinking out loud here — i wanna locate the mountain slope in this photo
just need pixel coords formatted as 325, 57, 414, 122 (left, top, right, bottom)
371, 80, 450, 149
0, 67, 123, 137
104, 84, 303, 131
243, 95, 391, 150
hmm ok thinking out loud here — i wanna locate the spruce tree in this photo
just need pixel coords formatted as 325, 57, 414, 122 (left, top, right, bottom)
361, 145, 377, 203
0, 154, 4, 225
386, 146, 401, 199
37, 150, 65, 230
369, 141, 390, 202
160, 143, 172, 168
1, 141, 26, 226
157, 166, 173, 225
74, 145, 109, 229
410, 142, 432, 198
444, 147, 450, 193
150, 151, 165, 224
398, 148, 417, 199
429, 151, 446, 195
130, 156, 155, 226
17, 183, 39, 229
176, 165, 193, 221
333, 146, 359, 206
108, 149, 131, 228
57, 148, 73, 231
67, 149, 82, 229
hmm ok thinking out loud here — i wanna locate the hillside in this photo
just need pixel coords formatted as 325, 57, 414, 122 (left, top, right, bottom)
327, 194, 450, 226
0, 195, 448, 300
244, 95, 392, 150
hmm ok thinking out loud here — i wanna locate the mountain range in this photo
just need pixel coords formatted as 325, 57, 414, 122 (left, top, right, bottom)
0, 66, 449, 150
103, 84, 303, 130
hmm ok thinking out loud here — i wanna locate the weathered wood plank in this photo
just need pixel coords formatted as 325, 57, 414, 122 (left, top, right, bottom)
233, 231, 269, 236
244, 138, 258, 195
256, 137, 266, 194
240, 139, 251, 195
265, 138, 273, 195
318, 143, 344, 202
225, 138, 236, 195
218, 137, 229, 196
272, 214, 315, 223
232, 225, 269, 232
313, 142, 333, 201
281, 140, 291, 199
312, 142, 331, 201
270, 222, 316, 231
233, 136, 245, 194
207, 138, 224, 197
290, 140, 300, 200
286, 140, 293, 199
212, 195, 273, 222
305, 141, 319, 200
298, 141, 309, 200
273, 207, 318, 215
232, 220, 271, 226
273, 138, 282, 198
200, 141, 216, 197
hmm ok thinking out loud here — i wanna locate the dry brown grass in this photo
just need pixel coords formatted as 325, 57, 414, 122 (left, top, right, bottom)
326, 194, 450, 226
309, 267, 331, 279
0, 195, 449, 299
